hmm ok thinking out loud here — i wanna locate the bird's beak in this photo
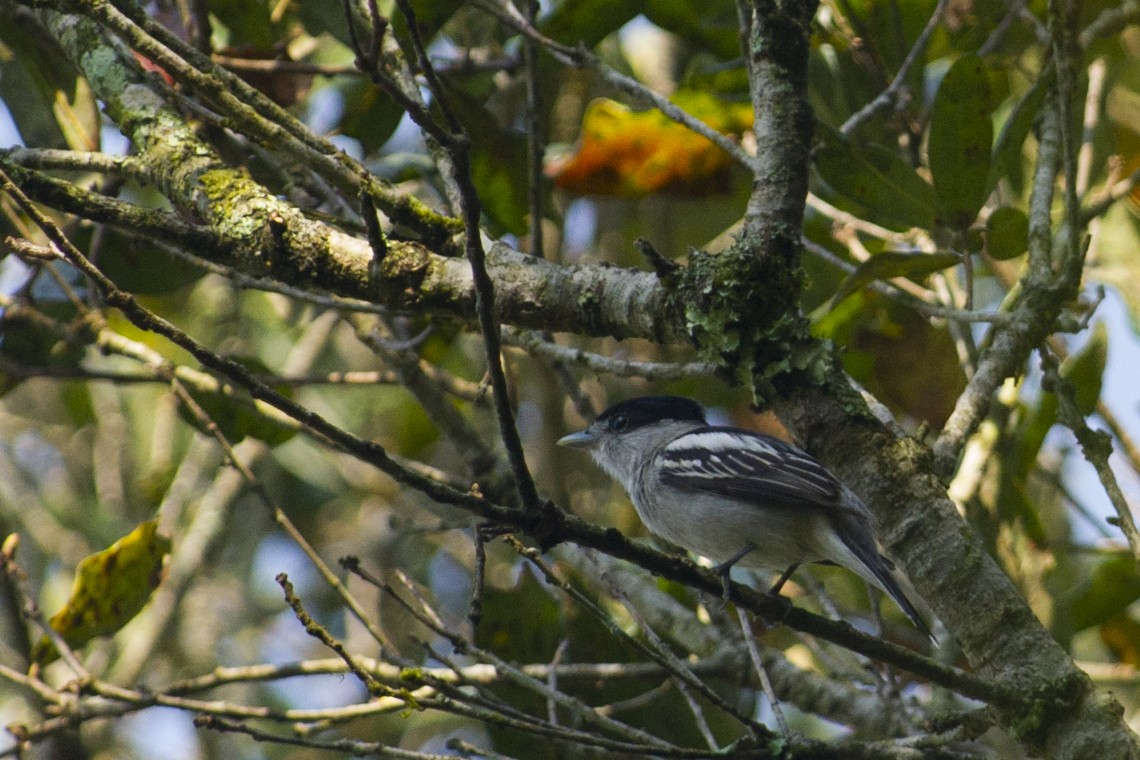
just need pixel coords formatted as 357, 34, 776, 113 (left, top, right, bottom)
557, 430, 595, 448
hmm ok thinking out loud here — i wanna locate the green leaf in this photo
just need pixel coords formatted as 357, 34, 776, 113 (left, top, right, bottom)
445, 90, 529, 235
1067, 553, 1140, 633
209, 0, 277, 48
475, 564, 562, 662
296, 4, 355, 47
831, 251, 960, 307
97, 228, 209, 295
644, 0, 739, 59
336, 77, 406, 154
818, 291, 968, 426
540, 0, 642, 47
987, 72, 1045, 196
388, 0, 465, 52
0, 302, 84, 396
928, 55, 994, 229
0, 29, 99, 150
985, 206, 1029, 260
1061, 321, 1107, 417
813, 134, 936, 231
177, 357, 299, 446
33, 521, 171, 664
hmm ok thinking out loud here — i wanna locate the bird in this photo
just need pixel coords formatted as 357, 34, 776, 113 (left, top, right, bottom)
558, 395, 932, 640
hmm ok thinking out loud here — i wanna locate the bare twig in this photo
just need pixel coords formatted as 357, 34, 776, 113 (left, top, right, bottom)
521, 0, 545, 258
212, 55, 360, 76
1075, 58, 1107, 196
350, 313, 503, 485
383, 567, 682, 751
1040, 349, 1140, 560
378, 0, 542, 513
1, 146, 154, 183
473, 0, 758, 173
840, 0, 949, 137
736, 606, 790, 738
502, 329, 715, 378
0, 542, 91, 681
800, 237, 1014, 325
277, 573, 395, 697
931, 76, 1065, 473
195, 715, 478, 759
1080, 165, 1140, 224
978, 0, 1029, 56
1080, 0, 1140, 48
565, 545, 768, 737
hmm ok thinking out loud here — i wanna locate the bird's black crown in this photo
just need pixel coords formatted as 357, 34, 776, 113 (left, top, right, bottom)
594, 396, 707, 432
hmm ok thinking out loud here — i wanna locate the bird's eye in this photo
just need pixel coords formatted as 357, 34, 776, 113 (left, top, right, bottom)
608, 414, 628, 432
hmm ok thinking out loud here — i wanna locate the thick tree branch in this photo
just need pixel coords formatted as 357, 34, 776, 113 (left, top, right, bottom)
5, 157, 674, 336
6, 2, 1139, 757
2, 9, 678, 342
740, 0, 817, 245
779, 386, 1140, 760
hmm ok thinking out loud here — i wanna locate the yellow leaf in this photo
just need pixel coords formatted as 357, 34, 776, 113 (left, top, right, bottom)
547, 93, 752, 197
33, 520, 171, 665
1101, 614, 1140, 667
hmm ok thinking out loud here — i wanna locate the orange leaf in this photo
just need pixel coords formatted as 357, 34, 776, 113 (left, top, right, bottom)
1101, 614, 1140, 667
548, 94, 752, 197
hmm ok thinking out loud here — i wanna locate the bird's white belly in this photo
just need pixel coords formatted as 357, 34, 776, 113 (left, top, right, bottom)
631, 490, 833, 573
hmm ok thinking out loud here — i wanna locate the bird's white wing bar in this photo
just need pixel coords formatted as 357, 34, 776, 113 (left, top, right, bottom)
657, 428, 861, 514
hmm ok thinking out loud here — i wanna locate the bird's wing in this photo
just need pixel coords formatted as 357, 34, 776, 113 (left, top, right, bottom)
657, 427, 865, 516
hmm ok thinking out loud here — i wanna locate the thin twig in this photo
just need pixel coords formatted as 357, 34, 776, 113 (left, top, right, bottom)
1075, 58, 1107, 196
383, 0, 543, 513
978, 0, 1029, 56
195, 714, 468, 759
521, 0, 545, 258
0, 537, 92, 683
801, 237, 1014, 325
1080, 0, 1140, 48
569, 545, 768, 737
840, 0, 949, 137
473, 0, 758, 173
1080, 165, 1140, 224
1, 147, 154, 183
350, 313, 503, 484
736, 606, 790, 738
381, 570, 683, 752
1040, 349, 1140, 560
502, 329, 716, 377
212, 55, 360, 76
277, 573, 395, 697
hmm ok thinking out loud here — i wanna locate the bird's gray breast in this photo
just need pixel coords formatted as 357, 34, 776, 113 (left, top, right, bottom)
631, 462, 828, 573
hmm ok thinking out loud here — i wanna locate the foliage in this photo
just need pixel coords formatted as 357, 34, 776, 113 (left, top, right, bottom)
1, 0, 1139, 759
30, 520, 170, 665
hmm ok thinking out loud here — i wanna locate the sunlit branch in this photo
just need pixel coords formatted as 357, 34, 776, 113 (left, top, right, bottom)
502, 329, 713, 378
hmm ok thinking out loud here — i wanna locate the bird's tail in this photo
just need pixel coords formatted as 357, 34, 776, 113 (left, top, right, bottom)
861, 552, 935, 644
829, 487, 934, 642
